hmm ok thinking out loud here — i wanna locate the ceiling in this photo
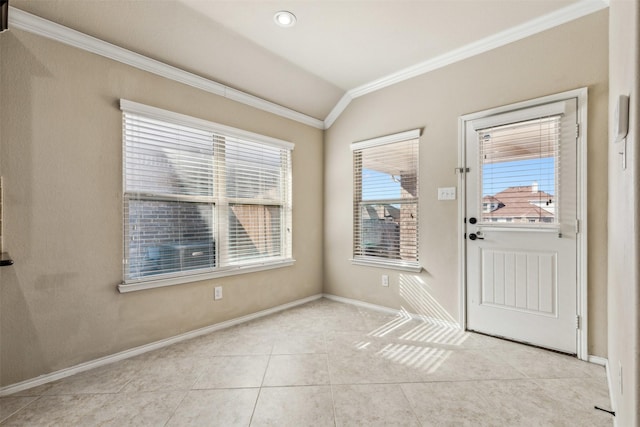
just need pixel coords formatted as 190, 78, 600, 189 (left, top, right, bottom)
11, 0, 602, 123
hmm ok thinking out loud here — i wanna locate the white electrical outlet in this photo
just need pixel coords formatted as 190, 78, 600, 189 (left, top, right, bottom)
438, 187, 456, 200
382, 275, 389, 287
214, 286, 223, 300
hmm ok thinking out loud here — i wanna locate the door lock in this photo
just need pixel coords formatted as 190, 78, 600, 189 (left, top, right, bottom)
469, 217, 477, 224
469, 233, 484, 241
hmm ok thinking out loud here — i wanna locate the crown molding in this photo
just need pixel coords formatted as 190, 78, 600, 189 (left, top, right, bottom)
324, 92, 353, 129
7, 7, 325, 130
7, 0, 608, 132
323, 0, 609, 129
223, 87, 322, 129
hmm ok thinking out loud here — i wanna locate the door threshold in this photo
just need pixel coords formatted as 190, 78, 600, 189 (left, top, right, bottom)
468, 329, 577, 357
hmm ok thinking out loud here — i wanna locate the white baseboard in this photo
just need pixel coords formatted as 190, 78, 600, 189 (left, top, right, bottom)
1, 292, 609, 398
322, 293, 462, 329
587, 355, 608, 366
602, 358, 617, 421
0, 293, 323, 397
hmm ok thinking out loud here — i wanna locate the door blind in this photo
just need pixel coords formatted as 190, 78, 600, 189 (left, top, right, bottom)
478, 115, 562, 225
352, 137, 419, 264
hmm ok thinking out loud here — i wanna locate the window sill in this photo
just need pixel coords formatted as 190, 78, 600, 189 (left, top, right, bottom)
118, 259, 295, 293
350, 258, 422, 273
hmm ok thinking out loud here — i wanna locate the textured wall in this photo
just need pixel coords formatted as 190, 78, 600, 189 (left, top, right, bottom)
0, 28, 324, 387
324, 11, 609, 357
607, 0, 639, 423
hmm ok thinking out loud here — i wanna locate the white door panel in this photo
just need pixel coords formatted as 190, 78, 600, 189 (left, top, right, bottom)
465, 98, 579, 354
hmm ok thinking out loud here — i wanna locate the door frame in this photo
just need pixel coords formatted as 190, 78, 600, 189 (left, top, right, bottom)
457, 88, 589, 360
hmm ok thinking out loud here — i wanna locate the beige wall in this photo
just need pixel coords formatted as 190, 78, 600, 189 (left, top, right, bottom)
0, 28, 324, 387
324, 11, 609, 357
608, 1, 639, 423
0, 7, 615, 390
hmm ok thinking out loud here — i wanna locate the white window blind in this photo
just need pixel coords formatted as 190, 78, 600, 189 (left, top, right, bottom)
122, 101, 293, 288
352, 131, 420, 268
222, 137, 291, 265
478, 115, 561, 225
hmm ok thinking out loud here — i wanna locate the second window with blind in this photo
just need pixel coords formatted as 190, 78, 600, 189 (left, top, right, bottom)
120, 100, 293, 291
351, 129, 421, 271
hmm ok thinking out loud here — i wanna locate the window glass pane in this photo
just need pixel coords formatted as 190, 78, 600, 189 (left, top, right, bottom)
359, 202, 418, 261
228, 204, 281, 263
125, 199, 215, 280
361, 139, 417, 201
122, 104, 293, 286
224, 137, 282, 201
362, 169, 402, 200
479, 117, 559, 224
353, 135, 419, 265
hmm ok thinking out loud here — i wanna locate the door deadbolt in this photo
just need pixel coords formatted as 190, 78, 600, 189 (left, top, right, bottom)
469, 217, 477, 224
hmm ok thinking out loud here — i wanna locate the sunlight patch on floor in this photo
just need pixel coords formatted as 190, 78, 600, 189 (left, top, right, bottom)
377, 343, 451, 373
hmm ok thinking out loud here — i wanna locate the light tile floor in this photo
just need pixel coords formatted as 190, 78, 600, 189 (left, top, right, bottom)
0, 298, 614, 426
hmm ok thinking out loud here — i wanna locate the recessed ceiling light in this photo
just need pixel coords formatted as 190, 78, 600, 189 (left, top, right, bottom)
274, 11, 296, 28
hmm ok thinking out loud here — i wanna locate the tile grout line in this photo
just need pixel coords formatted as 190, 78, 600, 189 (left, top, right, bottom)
0, 395, 42, 424
158, 358, 212, 425
325, 328, 339, 427
398, 383, 423, 426
247, 342, 274, 426
0, 298, 611, 425
161, 389, 190, 427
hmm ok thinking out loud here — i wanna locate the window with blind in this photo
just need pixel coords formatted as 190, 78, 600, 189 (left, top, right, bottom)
351, 129, 420, 270
478, 115, 560, 225
121, 100, 293, 290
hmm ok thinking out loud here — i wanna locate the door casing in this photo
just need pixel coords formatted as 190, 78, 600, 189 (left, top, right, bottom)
457, 88, 589, 360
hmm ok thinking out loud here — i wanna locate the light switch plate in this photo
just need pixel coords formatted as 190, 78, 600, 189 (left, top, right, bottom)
438, 187, 456, 200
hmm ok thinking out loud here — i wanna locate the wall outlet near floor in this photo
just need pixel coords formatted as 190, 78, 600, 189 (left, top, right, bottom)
214, 286, 223, 300
381, 275, 389, 287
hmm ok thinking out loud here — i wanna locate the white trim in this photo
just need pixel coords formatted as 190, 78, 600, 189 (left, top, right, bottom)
118, 259, 296, 293
0, 294, 323, 397
323, 294, 398, 316
470, 101, 567, 131
457, 118, 468, 330
350, 129, 421, 151
350, 258, 422, 273
223, 87, 321, 130
604, 359, 617, 418
588, 355, 608, 366
576, 88, 589, 362
120, 99, 295, 150
7, 2, 606, 132
323, 0, 607, 128
576, 87, 589, 360
322, 293, 461, 329
324, 93, 353, 129
460, 88, 588, 122
8, 7, 324, 130
457, 88, 589, 360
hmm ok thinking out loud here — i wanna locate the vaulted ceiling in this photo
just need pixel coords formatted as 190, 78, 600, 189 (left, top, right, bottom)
10, 0, 607, 126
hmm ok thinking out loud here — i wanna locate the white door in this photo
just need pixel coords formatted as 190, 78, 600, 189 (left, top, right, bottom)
465, 98, 579, 354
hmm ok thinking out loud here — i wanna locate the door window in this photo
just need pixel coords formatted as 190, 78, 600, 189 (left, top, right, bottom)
478, 116, 560, 225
